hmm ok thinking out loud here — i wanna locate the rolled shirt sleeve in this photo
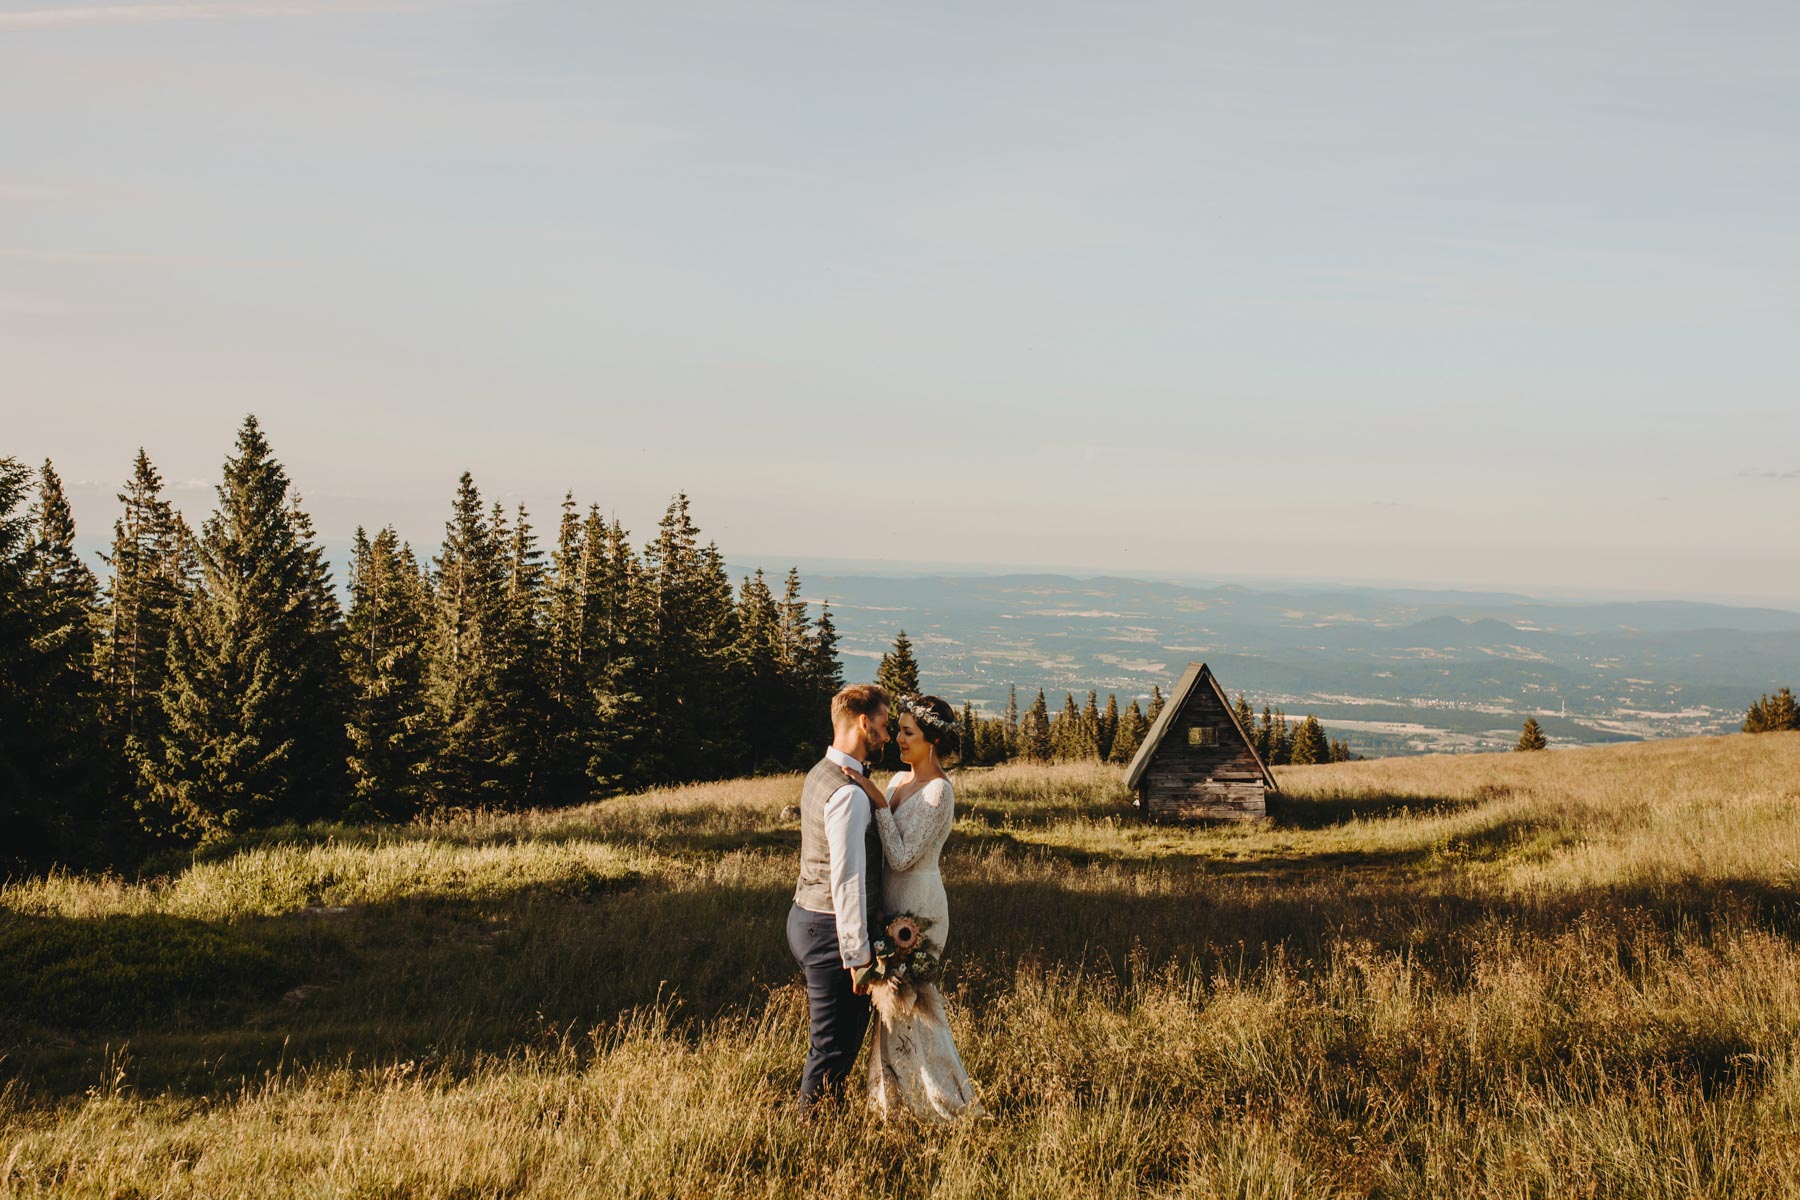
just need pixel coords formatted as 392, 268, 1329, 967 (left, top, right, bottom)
822, 781, 872, 968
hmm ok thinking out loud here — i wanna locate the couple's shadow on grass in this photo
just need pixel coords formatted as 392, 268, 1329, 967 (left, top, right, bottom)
6, 791, 1800, 1099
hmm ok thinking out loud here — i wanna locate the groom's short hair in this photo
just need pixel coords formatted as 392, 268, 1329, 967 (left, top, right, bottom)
831, 683, 889, 729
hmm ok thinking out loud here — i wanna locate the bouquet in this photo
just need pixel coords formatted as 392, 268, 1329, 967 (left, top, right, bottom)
853, 913, 944, 1018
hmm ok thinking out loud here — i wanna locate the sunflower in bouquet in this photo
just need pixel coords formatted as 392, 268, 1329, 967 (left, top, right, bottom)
853, 912, 943, 1006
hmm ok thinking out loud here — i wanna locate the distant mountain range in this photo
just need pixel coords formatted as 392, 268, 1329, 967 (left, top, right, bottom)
785, 572, 1800, 756
85, 531, 1794, 758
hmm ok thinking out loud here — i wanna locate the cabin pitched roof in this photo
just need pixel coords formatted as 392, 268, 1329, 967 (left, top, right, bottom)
1123, 662, 1277, 792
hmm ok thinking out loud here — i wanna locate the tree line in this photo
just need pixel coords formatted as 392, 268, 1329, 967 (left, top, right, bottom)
1743, 688, 1799, 734
872, 629, 1355, 769
3, 418, 1359, 873
1, 416, 845, 870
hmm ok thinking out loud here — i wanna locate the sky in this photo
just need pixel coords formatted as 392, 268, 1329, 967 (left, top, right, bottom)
5, 0, 1799, 605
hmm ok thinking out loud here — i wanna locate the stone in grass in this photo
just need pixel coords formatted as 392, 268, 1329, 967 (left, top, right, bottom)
780, 805, 801, 821
282, 984, 330, 1006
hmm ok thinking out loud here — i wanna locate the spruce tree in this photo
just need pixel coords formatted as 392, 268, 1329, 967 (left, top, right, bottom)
694, 540, 743, 773
1080, 691, 1102, 760
807, 602, 844, 704
540, 493, 591, 799
344, 527, 436, 818
427, 471, 512, 806
1516, 717, 1548, 751
1769, 689, 1800, 732
778, 569, 811, 673
142, 417, 349, 840
285, 496, 352, 818
1291, 715, 1329, 766
578, 506, 646, 794
873, 629, 922, 768
1146, 685, 1165, 727
1109, 699, 1147, 763
975, 713, 1008, 764
0, 461, 110, 865
1233, 694, 1256, 742
1744, 688, 1799, 733
25, 462, 107, 819
99, 449, 193, 786
0, 457, 45, 867
1049, 692, 1085, 759
1255, 705, 1274, 763
877, 629, 921, 698
961, 701, 978, 764
639, 494, 740, 782
734, 568, 787, 773
494, 502, 552, 802
1270, 708, 1293, 766
1004, 685, 1020, 757
775, 568, 819, 765
1021, 689, 1053, 761
1099, 693, 1119, 761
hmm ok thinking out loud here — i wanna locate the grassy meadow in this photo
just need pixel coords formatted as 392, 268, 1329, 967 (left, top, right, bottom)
5, 733, 1800, 1197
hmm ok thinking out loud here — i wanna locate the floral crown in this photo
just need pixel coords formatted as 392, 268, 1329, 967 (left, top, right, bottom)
899, 694, 957, 735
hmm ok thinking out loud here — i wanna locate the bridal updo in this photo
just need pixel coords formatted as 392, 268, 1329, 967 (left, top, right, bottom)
902, 694, 961, 757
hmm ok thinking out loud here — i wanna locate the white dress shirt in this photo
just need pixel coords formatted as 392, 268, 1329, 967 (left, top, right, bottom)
820, 745, 874, 968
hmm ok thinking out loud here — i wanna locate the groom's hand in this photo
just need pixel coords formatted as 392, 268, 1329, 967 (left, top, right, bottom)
849, 961, 875, 994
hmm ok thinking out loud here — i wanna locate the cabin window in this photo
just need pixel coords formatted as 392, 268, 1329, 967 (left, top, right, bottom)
1187, 726, 1218, 746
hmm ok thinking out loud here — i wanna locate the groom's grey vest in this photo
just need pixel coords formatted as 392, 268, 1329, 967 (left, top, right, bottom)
793, 756, 884, 927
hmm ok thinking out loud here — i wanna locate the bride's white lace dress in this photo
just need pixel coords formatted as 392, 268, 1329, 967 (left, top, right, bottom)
868, 774, 986, 1120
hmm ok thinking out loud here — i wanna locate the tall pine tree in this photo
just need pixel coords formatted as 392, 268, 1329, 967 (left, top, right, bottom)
427, 472, 513, 806
1291, 715, 1329, 765
27, 462, 109, 835
142, 417, 348, 840
0, 458, 45, 867
877, 629, 921, 698
495, 502, 552, 802
1021, 689, 1053, 761
1232, 694, 1256, 743
344, 526, 436, 818
734, 568, 787, 773
1109, 699, 1147, 763
580, 506, 646, 793
99, 449, 194, 789
0, 461, 110, 865
639, 494, 740, 782
1744, 688, 1800, 733
540, 493, 592, 800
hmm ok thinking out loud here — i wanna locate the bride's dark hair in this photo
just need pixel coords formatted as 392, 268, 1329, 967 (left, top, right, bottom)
903, 694, 961, 757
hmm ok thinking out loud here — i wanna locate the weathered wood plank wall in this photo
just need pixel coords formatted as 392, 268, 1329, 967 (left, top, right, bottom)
1140, 680, 1267, 821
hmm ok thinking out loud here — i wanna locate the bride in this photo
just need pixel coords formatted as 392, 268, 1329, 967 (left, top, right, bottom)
841, 693, 986, 1121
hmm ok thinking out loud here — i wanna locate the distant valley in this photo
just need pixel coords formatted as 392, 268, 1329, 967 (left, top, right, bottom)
791, 572, 1800, 756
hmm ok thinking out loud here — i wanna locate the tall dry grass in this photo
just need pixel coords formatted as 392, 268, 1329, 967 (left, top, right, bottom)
4, 734, 1800, 1197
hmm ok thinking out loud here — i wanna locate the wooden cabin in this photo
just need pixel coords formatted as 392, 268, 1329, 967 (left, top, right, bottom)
1124, 662, 1275, 821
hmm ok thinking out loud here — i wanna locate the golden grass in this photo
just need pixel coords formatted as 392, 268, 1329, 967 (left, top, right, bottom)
4, 734, 1800, 1197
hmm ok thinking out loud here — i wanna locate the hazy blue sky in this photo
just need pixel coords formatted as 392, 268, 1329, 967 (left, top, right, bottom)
6, 1, 1798, 603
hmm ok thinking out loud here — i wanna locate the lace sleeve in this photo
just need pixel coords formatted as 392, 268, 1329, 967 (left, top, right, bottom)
874, 778, 954, 872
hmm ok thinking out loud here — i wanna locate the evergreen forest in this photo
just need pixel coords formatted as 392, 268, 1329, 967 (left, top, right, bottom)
4, 416, 1352, 873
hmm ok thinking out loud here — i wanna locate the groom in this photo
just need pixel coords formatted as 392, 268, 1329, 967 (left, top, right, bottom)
787, 682, 891, 1105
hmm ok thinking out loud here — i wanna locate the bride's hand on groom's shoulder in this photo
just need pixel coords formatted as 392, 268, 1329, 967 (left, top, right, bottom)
843, 766, 887, 808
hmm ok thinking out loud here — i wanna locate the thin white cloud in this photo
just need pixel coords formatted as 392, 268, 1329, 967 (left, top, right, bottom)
1740, 469, 1800, 480
0, 247, 300, 268
0, 0, 487, 26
